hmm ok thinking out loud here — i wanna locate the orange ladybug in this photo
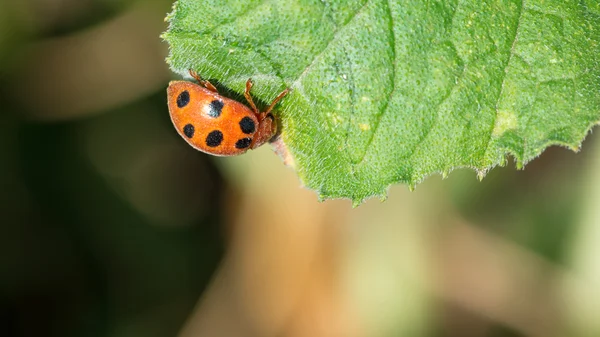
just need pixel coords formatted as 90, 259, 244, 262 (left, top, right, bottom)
167, 70, 290, 156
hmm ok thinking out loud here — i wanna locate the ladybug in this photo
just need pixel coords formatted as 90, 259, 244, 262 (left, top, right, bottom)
167, 70, 290, 156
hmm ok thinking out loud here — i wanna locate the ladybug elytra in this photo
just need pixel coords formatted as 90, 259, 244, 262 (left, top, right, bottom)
167, 70, 289, 156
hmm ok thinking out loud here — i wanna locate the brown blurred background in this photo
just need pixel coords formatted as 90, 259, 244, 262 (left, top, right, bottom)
2, 1, 600, 337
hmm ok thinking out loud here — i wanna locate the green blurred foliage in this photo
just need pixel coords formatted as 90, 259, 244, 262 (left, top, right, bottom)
0, 1, 224, 336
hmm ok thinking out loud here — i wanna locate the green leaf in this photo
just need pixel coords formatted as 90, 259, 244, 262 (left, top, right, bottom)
163, 0, 600, 205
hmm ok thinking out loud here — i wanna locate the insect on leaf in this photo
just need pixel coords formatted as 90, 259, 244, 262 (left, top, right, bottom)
162, 0, 600, 205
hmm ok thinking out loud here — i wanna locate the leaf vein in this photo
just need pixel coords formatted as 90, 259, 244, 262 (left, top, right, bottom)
483, 0, 525, 162
353, 0, 397, 166
206, 0, 269, 36
292, 0, 370, 86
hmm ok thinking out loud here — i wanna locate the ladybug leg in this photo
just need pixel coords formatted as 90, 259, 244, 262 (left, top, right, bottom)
251, 113, 277, 149
244, 79, 260, 115
188, 69, 218, 93
263, 87, 291, 116
245, 81, 289, 149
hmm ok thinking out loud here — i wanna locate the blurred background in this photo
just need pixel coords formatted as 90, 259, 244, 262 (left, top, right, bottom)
2, 1, 600, 336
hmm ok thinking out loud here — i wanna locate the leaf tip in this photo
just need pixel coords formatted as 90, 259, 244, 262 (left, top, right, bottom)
569, 144, 581, 153
499, 156, 507, 167
516, 160, 524, 170
476, 169, 487, 181
441, 170, 450, 180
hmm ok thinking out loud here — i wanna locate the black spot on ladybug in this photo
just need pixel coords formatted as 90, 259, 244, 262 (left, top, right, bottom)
235, 138, 252, 149
205, 130, 223, 147
183, 124, 195, 138
239, 116, 255, 134
177, 90, 190, 108
207, 100, 224, 118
